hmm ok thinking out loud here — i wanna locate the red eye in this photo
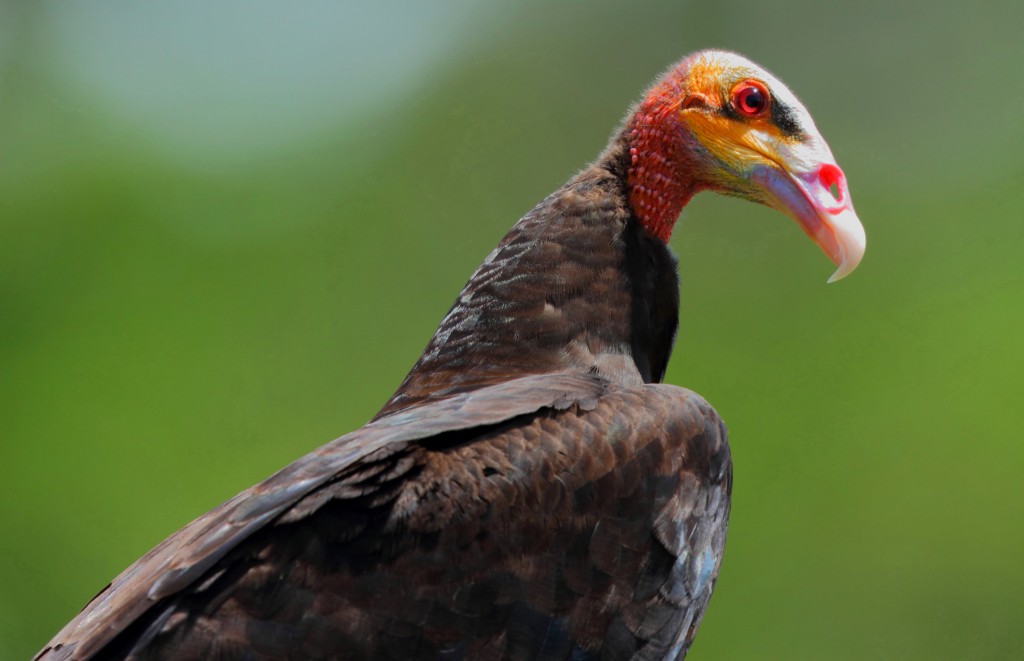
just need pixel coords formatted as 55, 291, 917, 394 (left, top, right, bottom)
731, 80, 770, 118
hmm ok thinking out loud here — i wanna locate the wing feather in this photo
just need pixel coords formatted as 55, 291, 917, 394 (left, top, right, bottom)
37, 372, 609, 661
37, 377, 730, 660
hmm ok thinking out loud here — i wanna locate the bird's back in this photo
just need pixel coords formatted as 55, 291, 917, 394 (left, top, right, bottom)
39, 376, 730, 660
39, 70, 730, 661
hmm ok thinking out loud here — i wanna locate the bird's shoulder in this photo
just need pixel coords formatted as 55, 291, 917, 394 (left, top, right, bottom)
37, 372, 606, 660
38, 375, 730, 660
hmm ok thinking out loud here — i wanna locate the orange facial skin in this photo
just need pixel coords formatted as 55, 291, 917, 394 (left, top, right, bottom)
625, 50, 865, 282
679, 62, 801, 197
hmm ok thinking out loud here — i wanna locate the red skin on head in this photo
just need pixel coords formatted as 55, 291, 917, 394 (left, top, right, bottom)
626, 69, 700, 244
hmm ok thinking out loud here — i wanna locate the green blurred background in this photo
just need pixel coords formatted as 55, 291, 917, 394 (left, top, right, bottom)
2, 1, 1022, 658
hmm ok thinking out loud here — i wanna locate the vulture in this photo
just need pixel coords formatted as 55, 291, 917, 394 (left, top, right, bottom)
37, 50, 864, 660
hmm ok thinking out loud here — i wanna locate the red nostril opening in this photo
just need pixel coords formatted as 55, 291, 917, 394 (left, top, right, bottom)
817, 164, 845, 203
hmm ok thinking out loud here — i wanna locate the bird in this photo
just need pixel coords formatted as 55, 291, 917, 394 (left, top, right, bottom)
36, 50, 864, 661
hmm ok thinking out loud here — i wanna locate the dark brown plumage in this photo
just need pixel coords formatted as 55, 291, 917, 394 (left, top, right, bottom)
379, 127, 678, 418
37, 49, 864, 661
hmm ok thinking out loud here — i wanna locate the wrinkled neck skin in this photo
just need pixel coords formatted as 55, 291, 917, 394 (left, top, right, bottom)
376, 105, 692, 420
625, 76, 703, 243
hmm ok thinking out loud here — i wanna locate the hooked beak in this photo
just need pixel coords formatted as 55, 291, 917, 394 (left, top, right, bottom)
751, 154, 866, 282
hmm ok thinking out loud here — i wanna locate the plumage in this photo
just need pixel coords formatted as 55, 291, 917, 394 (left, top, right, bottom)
36, 50, 863, 660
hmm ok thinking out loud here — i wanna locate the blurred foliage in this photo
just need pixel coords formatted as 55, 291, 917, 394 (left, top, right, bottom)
2, 1, 1023, 659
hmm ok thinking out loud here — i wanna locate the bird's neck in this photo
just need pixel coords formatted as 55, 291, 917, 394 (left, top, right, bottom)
376, 135, 680, 420
625, 82, 699, 243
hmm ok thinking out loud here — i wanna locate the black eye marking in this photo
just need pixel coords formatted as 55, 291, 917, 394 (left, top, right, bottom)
770, 100, 804, 138
720, 86, 805, 140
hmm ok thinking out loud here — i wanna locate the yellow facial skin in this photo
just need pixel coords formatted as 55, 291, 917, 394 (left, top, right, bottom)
670, 51, 865, 281
677, 59, 800, 201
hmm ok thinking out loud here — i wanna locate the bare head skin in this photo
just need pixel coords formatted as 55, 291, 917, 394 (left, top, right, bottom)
627, 49, 865, 282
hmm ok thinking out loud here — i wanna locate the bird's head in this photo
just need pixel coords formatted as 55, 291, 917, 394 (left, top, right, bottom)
627, 50, 865, 282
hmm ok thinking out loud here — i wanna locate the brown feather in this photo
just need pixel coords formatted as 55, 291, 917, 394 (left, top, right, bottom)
40, 382, 728, 660
38, 65, 731, 661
